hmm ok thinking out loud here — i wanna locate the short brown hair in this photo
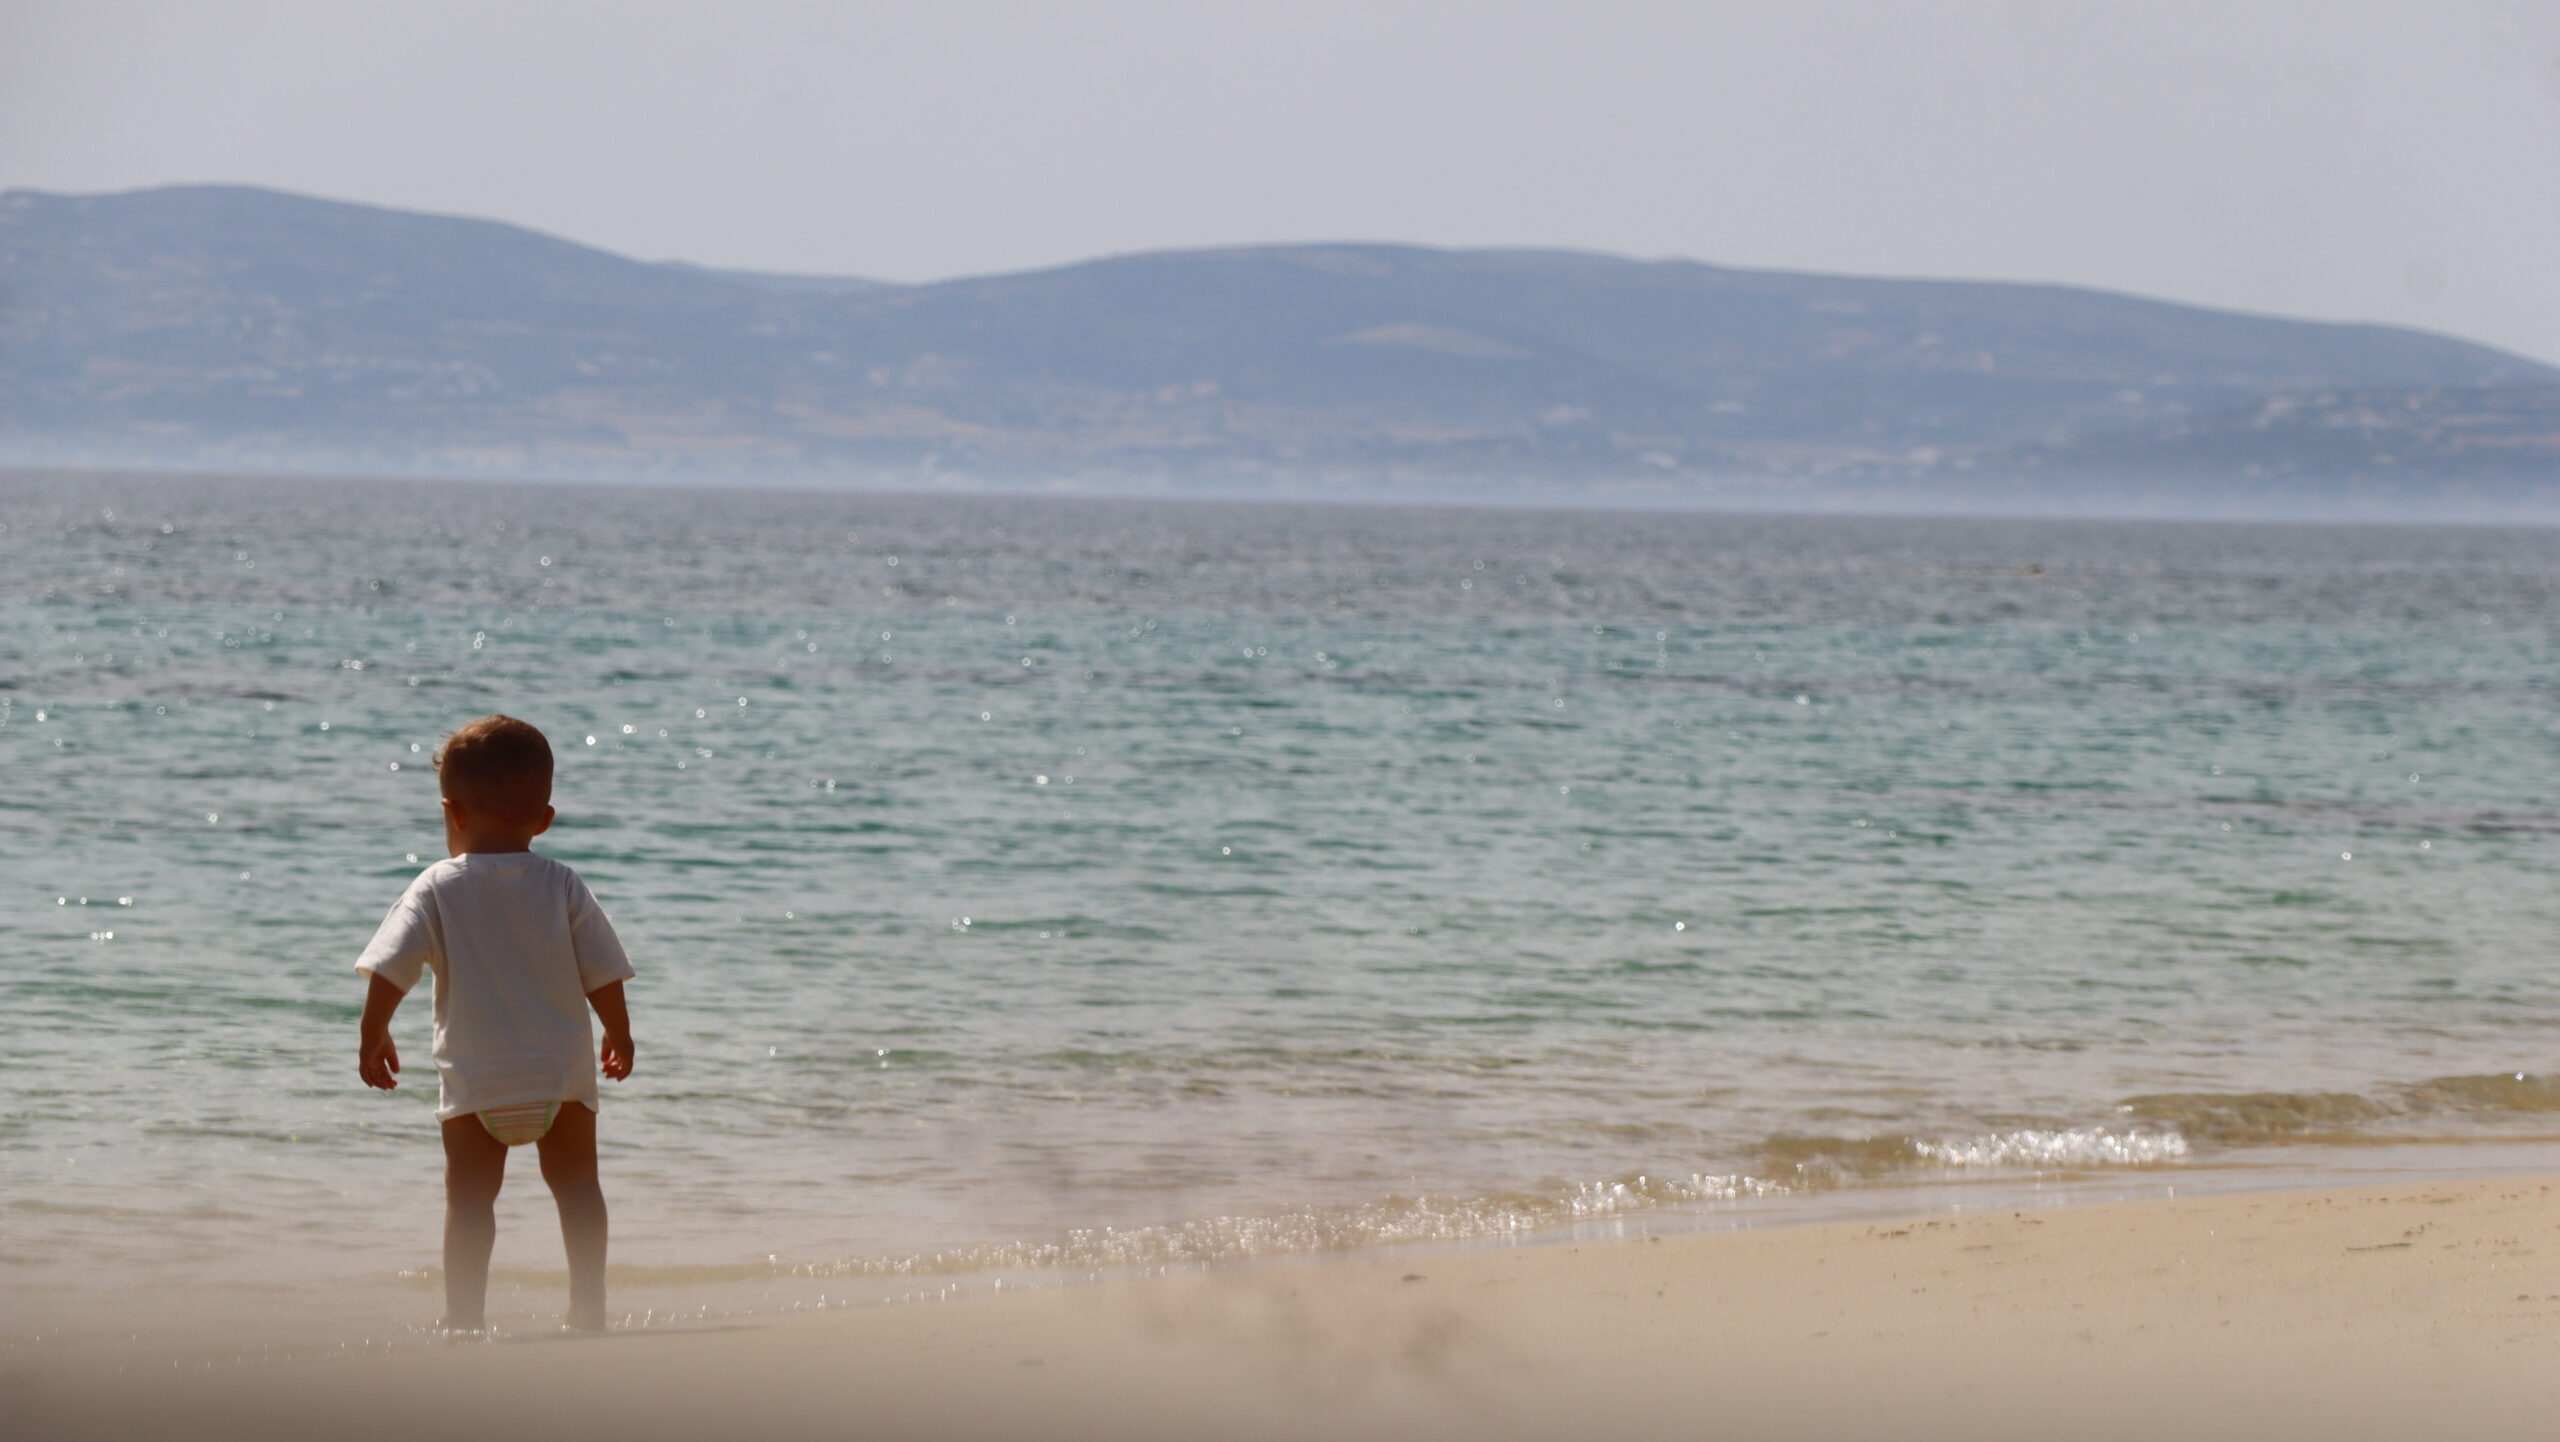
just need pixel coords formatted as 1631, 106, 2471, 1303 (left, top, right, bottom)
433, 714, 553, 816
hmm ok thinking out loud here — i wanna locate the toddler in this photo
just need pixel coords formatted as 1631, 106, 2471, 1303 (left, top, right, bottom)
355, 714, 635, 1333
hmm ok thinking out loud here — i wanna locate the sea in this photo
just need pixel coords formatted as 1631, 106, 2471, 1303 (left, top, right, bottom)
5, 471, 2560, 1344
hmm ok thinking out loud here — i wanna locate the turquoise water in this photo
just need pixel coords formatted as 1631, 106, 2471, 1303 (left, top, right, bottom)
5, 473, 2560, 1294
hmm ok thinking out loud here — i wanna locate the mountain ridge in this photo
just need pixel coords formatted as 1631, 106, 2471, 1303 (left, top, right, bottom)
4, 184, 2554, 517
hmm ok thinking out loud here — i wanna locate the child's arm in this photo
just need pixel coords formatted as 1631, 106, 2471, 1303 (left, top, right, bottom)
358, 972, 405, 1089
589, 980, 635, 1081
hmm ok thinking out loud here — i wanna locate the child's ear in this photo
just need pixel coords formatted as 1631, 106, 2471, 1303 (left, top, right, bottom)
534, 805, 555, 836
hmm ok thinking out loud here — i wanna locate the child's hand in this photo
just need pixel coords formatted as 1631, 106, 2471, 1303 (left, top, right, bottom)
588, 982, 634, 1081
359, 1029, 401, 1090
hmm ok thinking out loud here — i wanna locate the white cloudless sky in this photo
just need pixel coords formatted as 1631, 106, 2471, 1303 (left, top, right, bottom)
5, 0, 2556, 363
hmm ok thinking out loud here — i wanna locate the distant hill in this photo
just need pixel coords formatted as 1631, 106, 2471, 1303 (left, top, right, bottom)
3, 184, 2554, 517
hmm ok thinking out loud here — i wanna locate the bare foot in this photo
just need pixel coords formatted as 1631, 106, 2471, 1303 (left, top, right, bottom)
563, 1306, 607, 1335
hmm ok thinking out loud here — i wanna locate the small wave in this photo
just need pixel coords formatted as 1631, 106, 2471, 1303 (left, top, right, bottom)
2401, 1072, 2560, 1114
1750, 1075, 2560, 1183
773, 1128, 2185, 1284
1564, 1172, 1790, 1217
1764, 1127, 2187, 1177
2116, 1091, 2390, 1146
778, 1130, 2194, 1284
1759, 1133, 1923, 1176
2115, 1075, 2560, 1147
1912, 1128, 2188, 1168
790, 1172, 1791, 1279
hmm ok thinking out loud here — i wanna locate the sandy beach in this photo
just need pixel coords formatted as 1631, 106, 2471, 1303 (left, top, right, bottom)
17, 1173, 2560, 1442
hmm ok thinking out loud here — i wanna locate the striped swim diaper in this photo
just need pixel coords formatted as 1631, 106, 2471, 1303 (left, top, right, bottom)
477, 1101, 563, 1147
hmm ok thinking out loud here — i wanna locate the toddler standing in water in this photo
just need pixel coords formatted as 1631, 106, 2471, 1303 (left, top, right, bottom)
355, 715, 636, 1333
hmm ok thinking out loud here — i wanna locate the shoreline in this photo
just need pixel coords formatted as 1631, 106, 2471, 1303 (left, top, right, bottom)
15, 1134, 2560, 1363
18, 1167, 2560, 1440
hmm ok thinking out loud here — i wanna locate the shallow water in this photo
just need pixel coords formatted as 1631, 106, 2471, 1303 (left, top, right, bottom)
4, 473, 2559, 1309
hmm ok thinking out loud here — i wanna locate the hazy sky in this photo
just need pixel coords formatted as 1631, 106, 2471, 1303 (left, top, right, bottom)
6, 1, 2557, 363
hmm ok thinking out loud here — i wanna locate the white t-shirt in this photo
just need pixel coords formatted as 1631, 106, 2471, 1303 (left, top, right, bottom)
355, 852, 635, 1121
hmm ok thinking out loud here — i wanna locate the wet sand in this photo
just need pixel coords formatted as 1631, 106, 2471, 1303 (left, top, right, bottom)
16, 1174, 2560, 1442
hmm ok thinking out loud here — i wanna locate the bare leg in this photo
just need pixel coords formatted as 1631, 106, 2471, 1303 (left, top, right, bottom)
536, 1100, 607, 1331
439, 1114, 509, 1330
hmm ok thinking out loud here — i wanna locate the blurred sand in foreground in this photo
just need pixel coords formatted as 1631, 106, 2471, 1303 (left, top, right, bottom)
16, 1175, 2560, 1442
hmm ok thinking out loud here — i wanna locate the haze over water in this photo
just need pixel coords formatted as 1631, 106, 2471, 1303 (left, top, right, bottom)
6, 474, 2560, 1310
